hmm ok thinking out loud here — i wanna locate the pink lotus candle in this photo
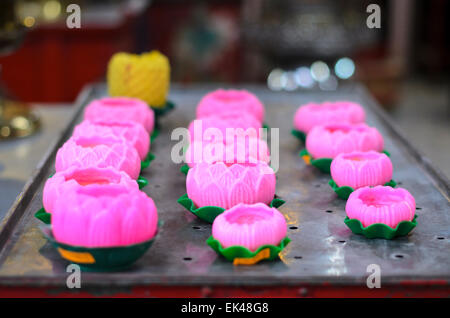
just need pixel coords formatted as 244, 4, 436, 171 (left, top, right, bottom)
52, 186, 158, 247
212, 203, 287, 251
43, 166, 138, 214
186, 162, 276, 209
73, 120, 150, 160
346, 186, 416, 228
188, 113, 262, 143
55, 136, 141, 179
293, 101, 365, 134
196, 89, 265, 122
331, 151, 393, 189
306, 123, 384, 159
84, 97, 155, 133
185, 137, 270, 168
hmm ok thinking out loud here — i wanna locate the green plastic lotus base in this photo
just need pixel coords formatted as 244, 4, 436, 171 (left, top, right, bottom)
177, 194, 286, 224
140, 153, 155, 171
141, 152, 155, 170
206, 236, 291, 264
180, 164, 190, 175
344, 215, 418, 239
269, 197, 286, 209
299, 149, 332, 173
137, 175, 149, 189
329, 179, 397, 200
41, 226, 156, 272
291, 129, 306, 143
35, 207, 51, 225
150, 128, 160, 143
151, 100, 175, 117
384, 179, 397, 187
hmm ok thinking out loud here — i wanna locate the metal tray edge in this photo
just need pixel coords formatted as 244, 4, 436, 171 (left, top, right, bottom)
0, 84, 94, 251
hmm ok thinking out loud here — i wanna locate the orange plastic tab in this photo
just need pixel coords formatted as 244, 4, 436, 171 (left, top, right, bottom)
233, 248, 271, 266
302, 155, 311, 165
57, 248, 96, 264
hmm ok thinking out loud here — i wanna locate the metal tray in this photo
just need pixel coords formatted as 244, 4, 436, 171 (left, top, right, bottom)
0, 83, 449, 297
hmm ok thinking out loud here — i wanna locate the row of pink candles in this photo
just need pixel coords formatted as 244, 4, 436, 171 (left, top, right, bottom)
293, 101, 416, 229
184, 89, 288, 251
42, 89, 417, 258
43, 97, 159, 247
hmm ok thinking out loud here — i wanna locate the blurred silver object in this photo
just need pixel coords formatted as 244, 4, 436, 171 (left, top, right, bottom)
243, 0, 380, 58
0, 0, 39, 140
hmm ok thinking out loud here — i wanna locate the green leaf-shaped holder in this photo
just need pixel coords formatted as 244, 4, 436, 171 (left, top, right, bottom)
329, 179, 397, 200
268, 197, 286, 208
291, 129, 306, 143
299, 149, 332, 173
140, 152, 155, 171
137, 175, 149, 189
180, 164, 190, 175
35, 207, 51, 225
151, 100, 175, 117
344, 215, 418, 239
206, 236, 291, 265
41, 225, 158, 272
177, 193, 286, 223
150, 128, 160, 143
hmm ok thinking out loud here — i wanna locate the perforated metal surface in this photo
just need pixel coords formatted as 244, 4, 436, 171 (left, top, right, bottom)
0, 83, 448, 290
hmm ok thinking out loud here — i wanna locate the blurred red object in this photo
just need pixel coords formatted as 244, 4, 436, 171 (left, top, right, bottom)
0, 16, 137, 103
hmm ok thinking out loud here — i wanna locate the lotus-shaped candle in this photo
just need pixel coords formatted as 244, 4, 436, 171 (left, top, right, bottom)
293, 101, 365, 134
73, 120, 150, 160
306, 123, 383, 159
345, 186, 417, 239
188, 113, 262, 143
52, 186, 158, 247
207, 203, 290, 265
186, 162, 276, 210
46, 186, 158, 270
55, 136, 141, 180
43, 166, 138, 214
185, 137, 270, 168
107, 51, 170, 108
329, 151, 395, 199
84, 97, 154, 133
302, 123, 384, 173
196, 89, 264, 122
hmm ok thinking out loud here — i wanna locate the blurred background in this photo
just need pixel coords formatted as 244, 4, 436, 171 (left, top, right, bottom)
0, 0, 449, 215
1, 0, 449, 103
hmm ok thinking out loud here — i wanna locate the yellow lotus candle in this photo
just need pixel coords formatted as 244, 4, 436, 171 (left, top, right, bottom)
107, 51, 170, 108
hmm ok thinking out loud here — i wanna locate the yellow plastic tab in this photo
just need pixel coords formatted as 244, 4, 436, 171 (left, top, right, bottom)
233, 248, 271, 266
57, 248, 95, 264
